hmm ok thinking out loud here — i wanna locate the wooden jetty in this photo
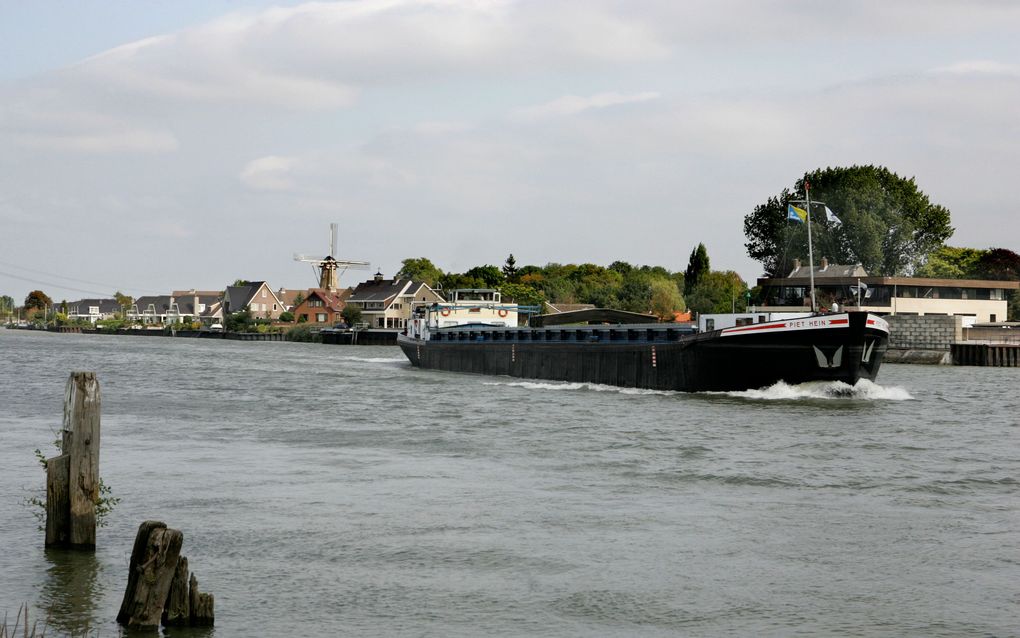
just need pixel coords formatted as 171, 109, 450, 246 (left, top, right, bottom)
951, 342, 1020, 367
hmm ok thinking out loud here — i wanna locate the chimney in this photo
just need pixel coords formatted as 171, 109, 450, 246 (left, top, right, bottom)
820, 257, 828, 271
374, 270, 384, 283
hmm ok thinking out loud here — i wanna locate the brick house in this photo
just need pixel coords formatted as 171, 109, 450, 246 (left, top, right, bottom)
292, 288, 352, 325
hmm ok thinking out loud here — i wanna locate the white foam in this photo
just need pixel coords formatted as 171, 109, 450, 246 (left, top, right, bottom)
482, 378, 913, 400
721, 378, 914, 401
339, 356, 408, 364
482, 380, 677, 396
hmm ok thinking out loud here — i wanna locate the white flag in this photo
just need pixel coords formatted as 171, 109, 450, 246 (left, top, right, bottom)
825, 206, 842, 225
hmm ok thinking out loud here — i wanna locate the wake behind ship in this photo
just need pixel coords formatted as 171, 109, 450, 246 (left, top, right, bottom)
397, 289, 889, 393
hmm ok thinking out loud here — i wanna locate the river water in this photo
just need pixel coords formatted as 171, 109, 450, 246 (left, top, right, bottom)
1, 329, 1017, 637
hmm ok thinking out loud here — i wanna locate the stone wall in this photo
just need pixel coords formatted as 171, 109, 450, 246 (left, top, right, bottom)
886, 314, 962, 351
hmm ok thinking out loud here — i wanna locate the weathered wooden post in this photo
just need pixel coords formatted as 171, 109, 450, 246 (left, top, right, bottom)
118, 521, 215, 629
45, 371, 101, 549
116, 521, 184, 630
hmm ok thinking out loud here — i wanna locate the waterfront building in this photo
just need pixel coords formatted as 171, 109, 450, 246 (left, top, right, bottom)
756, 258, 1018, 323
66, 298, 120, 324
292, 288, 351, 325
346, 272, 444, 329
223, 281, 286, 320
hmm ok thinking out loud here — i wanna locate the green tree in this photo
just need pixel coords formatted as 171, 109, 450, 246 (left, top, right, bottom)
686, 271, 748, 315
502, 254, 519, 282
396, 257, 444, 286
279, 311, 295, 322
570, 264, 623, 306
438, 272, 486, 291
915, 246, 985, 278
499, 282, 546, 317
341, 304, 362, 326
684, 243, 710, 295
608, 260, 634, 276
649, 279, 686, 320
744, 165, 954, 276
113, 290, 133, 308
24, 290, 52, 311
225, 309, 252, 332
293, 291, 306, 307
617, 270, 653, 313
0, 294, 13, 322
463, 265, 505, 288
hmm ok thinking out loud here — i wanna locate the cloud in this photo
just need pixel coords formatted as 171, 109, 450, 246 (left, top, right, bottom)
14, 129, 179, 153
515, 91, 660, 120
239, 156, 300, 191
930, 60, 1020, 76
56, 0, 667, 111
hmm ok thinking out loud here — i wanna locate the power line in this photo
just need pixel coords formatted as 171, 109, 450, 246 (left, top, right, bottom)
0, 259, 164, 296
0, 257, 162, 293
0, 270, 119, 298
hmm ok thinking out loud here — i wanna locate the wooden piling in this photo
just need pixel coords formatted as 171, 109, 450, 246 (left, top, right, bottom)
189, 572, 215, 626
117, 521, 167, 624
45, 371, 101, 549
163, 556, 191, 626
118, 522, 215, 629
44, 454, 70, 546
117, 523, 183, 630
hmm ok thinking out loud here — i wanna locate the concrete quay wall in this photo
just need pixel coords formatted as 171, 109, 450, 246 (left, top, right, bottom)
885, 314, 962, 351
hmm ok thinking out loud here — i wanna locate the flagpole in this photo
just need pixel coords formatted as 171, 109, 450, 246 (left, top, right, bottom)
805, 180, 816, 312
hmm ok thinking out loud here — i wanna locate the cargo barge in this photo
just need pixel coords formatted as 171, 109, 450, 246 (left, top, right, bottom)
397, 290, 889, 392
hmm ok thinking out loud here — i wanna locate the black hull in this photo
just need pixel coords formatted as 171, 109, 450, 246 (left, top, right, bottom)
398, 312, 888, 392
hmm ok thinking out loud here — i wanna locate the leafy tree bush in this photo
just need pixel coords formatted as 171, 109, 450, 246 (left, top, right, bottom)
279, 311, 295, 322
341, 304, 362, 326
502, 254, 518, 282
744, 166, 954, 276
684, 243, 710, 294
499, 282, 546, 317
649, 279, 686, 319
686, 271, 748, 315
396, 257, 444, 285
286, 325, 321, 342
225, 310, 252, 332
463, 265, 505, 288
24, 290, 52, 311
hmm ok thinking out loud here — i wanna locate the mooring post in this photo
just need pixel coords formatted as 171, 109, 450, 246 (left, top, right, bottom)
117, 522, 183, 630
45, 371, 101, 549
118, 521, 215, 629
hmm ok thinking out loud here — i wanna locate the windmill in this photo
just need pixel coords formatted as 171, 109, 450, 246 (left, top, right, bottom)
293, 223, 370, 292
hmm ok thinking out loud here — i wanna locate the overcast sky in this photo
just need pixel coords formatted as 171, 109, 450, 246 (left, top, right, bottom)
2, 0, 1019, 302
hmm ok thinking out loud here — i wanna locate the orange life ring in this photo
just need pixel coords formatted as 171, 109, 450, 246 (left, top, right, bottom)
498, 309, 508, 318
440, 308, 451, 317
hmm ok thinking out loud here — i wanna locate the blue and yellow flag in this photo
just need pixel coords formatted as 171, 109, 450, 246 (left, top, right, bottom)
787, 204, 807, 224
